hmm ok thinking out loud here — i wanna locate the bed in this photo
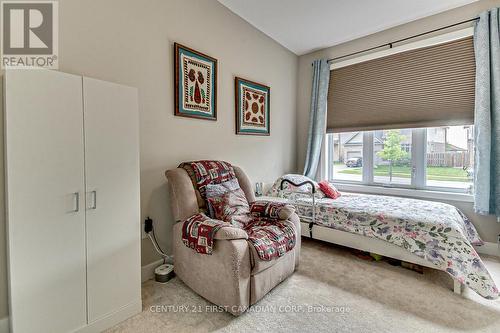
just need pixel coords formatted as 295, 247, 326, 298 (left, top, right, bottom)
261, 175, 499, 300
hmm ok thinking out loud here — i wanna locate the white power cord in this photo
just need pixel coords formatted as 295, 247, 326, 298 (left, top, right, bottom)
146, 222, 173, 264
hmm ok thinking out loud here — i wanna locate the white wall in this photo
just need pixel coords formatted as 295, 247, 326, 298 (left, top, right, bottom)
0, 0, 298, 322
296, 0, 500, 243
62, 0, 299, 263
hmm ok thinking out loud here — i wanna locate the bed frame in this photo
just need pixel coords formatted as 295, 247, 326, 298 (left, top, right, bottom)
300, 222, 462, 295
276, 179, 463, 295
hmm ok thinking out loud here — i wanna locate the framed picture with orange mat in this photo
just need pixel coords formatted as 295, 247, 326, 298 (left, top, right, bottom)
235, 77, 270, 135
174, 43, 217, 120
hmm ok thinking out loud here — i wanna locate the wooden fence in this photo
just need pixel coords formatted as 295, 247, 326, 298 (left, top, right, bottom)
426, 152, 471, 168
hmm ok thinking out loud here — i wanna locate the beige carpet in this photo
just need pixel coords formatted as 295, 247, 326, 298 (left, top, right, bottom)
107, 238, 500, 333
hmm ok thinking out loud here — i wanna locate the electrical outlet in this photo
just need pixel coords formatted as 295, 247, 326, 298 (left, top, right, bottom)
145, 217, 153, 233
142, 217, 153, 239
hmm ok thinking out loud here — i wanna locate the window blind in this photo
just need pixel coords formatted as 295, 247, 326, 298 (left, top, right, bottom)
327, 37, 475, 133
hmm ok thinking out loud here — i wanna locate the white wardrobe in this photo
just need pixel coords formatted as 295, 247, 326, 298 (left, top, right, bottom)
3, 69, 141, 333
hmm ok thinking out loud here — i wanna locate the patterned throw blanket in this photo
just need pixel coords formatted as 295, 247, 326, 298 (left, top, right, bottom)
182, 213, 226, 255
270, 191, 499, 299
244, 217, 296, 261
180, 160, 235, 200
179, 161, 296, 261
250, 201, 290, 219
182, 213, 297, 260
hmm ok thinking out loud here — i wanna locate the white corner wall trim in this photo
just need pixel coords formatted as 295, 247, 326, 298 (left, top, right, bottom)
141, 259, 165, 283
475, 242, 500, 257
0, 317, 9, 333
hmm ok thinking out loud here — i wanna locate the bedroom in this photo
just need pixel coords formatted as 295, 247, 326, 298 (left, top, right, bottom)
1, 0, 500, 332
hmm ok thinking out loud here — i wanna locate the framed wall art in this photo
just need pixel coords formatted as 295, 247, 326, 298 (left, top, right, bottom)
235, 77, 270, 136
174, 43, 217, 120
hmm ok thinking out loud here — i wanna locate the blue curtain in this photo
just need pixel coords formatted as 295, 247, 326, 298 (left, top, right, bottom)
474, 8, 500, 217
303, 59, 330, 179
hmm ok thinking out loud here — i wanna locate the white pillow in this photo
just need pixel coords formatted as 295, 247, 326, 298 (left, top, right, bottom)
267, 174, 325, 199
205, 178, 242, 217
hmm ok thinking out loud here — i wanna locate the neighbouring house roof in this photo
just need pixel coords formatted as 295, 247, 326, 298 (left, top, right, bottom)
446, 143, 467, 151
343, 132, 383, 146
343, 132, 361, 145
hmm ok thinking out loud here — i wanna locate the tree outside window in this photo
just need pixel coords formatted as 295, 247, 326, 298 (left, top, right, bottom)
376, 130, 409, 182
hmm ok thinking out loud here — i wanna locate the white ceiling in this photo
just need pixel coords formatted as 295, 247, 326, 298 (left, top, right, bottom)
218, 0, 479, 55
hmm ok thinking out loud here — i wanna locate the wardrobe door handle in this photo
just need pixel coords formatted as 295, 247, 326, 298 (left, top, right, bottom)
72, 192, 80, 212
90, 190, 97, 210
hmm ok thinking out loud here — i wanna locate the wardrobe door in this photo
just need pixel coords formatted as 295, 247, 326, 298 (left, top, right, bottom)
4, 69, 87, 333
83, 77, 141, 322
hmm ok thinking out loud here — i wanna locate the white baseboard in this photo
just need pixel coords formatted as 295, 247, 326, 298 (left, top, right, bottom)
141, 259, 164, 283
475, 241, 500, 257
3, 302, 141, 333
77, 300, 141, 333
0, 317, 9, 333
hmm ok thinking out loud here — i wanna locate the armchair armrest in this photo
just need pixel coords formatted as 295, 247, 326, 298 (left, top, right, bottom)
215, 226, 248, 240
172, 221, 251, 315
250, 201, 295, 220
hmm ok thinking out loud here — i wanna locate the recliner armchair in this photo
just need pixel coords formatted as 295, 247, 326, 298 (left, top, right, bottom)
166, 165, 301, 315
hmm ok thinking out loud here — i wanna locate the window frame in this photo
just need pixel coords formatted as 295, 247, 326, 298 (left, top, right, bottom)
324, 128, 474, 200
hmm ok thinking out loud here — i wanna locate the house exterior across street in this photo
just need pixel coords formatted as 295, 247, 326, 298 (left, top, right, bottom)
330, 126, 473, 168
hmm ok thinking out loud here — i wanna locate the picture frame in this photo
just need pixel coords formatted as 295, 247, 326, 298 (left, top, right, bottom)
174, 43, 217, 120
234, 77, 270, 136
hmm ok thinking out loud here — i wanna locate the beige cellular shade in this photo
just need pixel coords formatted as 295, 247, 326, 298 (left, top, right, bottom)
327, 37, 475, 133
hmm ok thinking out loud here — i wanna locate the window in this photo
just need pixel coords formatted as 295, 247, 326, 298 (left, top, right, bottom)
326, 124, 474, 193
327, 132, 362, 183
324, 29, 475, 195
425, 125, 473, 191
373, 129, 412, 186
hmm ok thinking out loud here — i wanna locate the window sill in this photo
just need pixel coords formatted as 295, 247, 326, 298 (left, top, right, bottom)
333, 183, 474, 203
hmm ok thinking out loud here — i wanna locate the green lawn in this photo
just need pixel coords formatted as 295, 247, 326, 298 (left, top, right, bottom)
338, 165, 470, 182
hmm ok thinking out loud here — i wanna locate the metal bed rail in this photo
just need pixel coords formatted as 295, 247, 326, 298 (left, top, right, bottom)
279, 179, 317, 237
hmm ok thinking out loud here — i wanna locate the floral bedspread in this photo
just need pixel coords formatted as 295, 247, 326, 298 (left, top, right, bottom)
268, 191, 499, 299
